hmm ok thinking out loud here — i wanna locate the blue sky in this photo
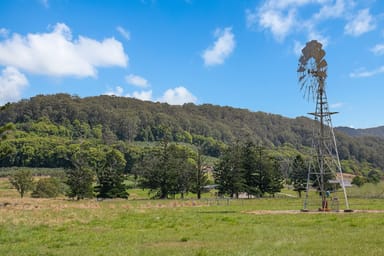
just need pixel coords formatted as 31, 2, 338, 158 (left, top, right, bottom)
0, 0, 383, 128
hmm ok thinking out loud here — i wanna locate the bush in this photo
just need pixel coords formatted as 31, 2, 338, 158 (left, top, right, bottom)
31, 177, 62, 198
351, 176, 366, 187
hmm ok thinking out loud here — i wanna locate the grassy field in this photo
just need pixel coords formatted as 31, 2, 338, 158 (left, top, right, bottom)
1, 178, 384, 255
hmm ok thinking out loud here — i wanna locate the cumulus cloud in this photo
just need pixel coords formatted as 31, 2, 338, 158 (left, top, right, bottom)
131, 90, 153, 101
104, 86, 152, 101
158, 86, 197, 105
349, 66, 384, 78
252, 7, 296, 42
344, 9, 375, 36
104, 86, 124, 96
247, 0, 371, 44
0, 23, 128, 78
202, 27, 235, 66
104, 85, 196, 105
246, 0, 310, 41
0, 66, 28, 105
0, 28, 9, 38
370, 44, 384, 55
313, 0, 347, 21
125, 74, 150, 88
116, 26, 130, 41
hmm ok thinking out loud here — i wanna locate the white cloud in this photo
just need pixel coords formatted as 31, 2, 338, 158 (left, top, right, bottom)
0, 66, 28, 105
116, 26, 130, 41
246, 0, 315, 41
256, 8, 297, 42
247, 0, 368, 44
307, 29, 329, 48
202, 27, 235, 66
104, 86, 124, 96
131, 90, 153, 101
371, 44, 384, 55
104, 85, 196, 105
350, 66, 384, 78
344, 8, 375, 36
0, 28, 9, 38
0, 23, 128, 78
293, 40, 304, 56
104, 86, 153, 101
313, 0, 347, 21
158, 86, 197, 105
330, 102, 343, 108
125, 74, 149, 88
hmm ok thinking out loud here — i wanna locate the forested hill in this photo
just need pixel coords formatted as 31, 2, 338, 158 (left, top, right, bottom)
1, 93, 384, 171
336, 126, 384, 138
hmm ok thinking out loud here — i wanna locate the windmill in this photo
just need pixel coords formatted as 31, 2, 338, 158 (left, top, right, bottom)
297, 40, 352, 212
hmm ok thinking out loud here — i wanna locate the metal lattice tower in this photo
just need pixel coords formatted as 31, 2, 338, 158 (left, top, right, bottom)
297, 40, 351, 212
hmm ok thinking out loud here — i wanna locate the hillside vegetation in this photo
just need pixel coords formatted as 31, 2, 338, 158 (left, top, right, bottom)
0, 94, 383, 175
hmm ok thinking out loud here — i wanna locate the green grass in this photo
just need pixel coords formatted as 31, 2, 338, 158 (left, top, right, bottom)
1, 181, 384, 255
1, 197, 384, 256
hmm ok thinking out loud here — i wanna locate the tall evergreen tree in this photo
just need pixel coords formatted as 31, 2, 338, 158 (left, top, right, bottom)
290, 155, 308, 198
241, 141, 260, 197
135, 139, 189, 199
66, 150, 94, 200
94, 149, 128, 199
214, 143, 245, 198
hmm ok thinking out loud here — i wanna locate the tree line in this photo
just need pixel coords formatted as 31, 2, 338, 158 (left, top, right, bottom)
0, 94, 384, 172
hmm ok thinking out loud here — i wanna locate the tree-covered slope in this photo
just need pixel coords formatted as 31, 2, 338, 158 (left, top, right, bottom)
337, 126, 384, 138
0, 93, 383, 171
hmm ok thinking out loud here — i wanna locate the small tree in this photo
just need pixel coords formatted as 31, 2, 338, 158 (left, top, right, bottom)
31, 177, 62, 198
9, 169, 34, 198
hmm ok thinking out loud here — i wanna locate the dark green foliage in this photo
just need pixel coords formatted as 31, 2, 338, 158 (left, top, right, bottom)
134, 140, 195, 199
367, 170, 381, 184
0, 123, 14, 141
31, 177, 63, 198
0, 93, 383, 179
214, 141, 283, 198
8, 169, 34, 198
290, 155, 308, 197
214, 143, 245, 198
192, 147, 209, 199
66, 167, 94, 200
351, 176, 366, 187
94, 149, 128, 199
65, 150, 94, 200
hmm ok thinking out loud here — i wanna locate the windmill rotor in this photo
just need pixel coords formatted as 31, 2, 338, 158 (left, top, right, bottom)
297, 40, 327, 100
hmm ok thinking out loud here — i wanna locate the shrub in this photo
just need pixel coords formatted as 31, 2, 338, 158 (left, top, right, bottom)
31, 177, 62, 198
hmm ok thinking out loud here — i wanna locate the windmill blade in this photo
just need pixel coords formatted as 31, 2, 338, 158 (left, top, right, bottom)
297, 66, 306, 73
317, 59, 327, 70
316, 71, 327, 79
